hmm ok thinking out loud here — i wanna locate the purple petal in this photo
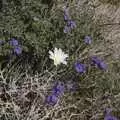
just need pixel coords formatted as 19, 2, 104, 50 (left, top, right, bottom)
84, 36, 92, 44
91, 56, 101, 65
104, 115, 118, 120
46, 94, 58, 106
64, 14, 69, 21
106, 108, 112, 115
98, 61, 107, 70
75, 62, 86, 73
14, 46, 22, 55
104, 108, 118, 120
64, 25, 70, 33
91, 56, 107, 70
52, 82, 64, 96
10, 38, 19, 46
67, 20, 76, 29
64, 7, 70, 21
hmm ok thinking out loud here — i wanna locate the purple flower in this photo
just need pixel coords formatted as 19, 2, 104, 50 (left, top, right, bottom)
104, 109, 118, 120
91, 56, 107, 70
52, 82, 64, 96
46, 94, 58, 106
10, 38, 19, 46
64, 21, 76, 33
64, 25, 71, 33
67, 20, 76, 29
84, 36, 92, 44
98, 61, 107, 70
104, 115, 118, 120
63, 6, 76, 33
75, 62, 86, 73
64, 7, 70, 21
92, 56, 101, 65
14, 46, 22, 55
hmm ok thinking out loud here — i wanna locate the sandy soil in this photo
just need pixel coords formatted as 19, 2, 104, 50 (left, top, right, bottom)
93, 0, 120, 59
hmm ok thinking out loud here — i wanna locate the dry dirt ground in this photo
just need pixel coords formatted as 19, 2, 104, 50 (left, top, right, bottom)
93, 0, 120, 59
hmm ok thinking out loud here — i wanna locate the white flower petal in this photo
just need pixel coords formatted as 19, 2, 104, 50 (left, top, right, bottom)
49, 51, 54, 59
49, 47, 68, 66
49, 50, 53, 56
62, 60, 67, 65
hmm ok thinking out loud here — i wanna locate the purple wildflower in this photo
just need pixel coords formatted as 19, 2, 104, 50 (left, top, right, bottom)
75, 62, 86, 73
52, 82, 64, 96
64, 7, 70, 21
91, 56, 107, 70
10, 38, 19, 46
64, 21, 76, 33
45, 82, 64, 106
67, 20, 76, 29
91, 56, 101, 65
104, 115, 118, 120
64, 25, 71, 33
84, 36, 92, 44
14, 46, 22, 55
46, 94, 58, 106
98, 61, 107, 70
104, 109, 118, 120
63, 6, 76, 33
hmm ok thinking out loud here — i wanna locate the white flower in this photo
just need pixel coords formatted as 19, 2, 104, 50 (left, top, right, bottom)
49, 47, 68, 66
